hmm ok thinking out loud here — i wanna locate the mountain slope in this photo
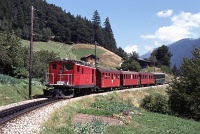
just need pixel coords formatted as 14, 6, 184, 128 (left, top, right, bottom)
169, 38, 200, 67
141, 38, 200, 68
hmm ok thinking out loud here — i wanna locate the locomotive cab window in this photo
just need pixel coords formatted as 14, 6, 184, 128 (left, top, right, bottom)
52, 64, 56, 70
63, 64, 73, 70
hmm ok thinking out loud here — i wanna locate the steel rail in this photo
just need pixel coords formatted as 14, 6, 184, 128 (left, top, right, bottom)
0, 98, 59, 125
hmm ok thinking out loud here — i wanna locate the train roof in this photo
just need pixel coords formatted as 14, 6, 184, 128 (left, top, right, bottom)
120, 70, 139, 74
49, 59, 96, 68
97, 68, 120, 73
153, 73, 165, 75
139, 72, 154, 75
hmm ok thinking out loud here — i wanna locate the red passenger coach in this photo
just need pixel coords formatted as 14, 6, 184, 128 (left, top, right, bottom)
96, 68, 120, 89
139, 73, 155, 86
46, 60, 96, 89
120, 71, 140, 87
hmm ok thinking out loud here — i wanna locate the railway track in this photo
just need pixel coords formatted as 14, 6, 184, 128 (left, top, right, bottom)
0, 83, 169, 126
0, 98, 59, 126
0, 84, 169, 133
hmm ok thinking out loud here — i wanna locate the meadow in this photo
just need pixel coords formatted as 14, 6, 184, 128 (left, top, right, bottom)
40, 87, 200, 134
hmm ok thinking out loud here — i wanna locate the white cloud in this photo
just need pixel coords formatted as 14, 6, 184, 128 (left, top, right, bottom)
144, 45, 153, 51
143, 41, 161, 53
141, 12, 200, 43
156, 9, 173, 17
124, 45, 138, 54
172, 12, 200, 28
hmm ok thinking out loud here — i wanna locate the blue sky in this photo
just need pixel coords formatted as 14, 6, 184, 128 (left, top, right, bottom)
46, 0, 200, 56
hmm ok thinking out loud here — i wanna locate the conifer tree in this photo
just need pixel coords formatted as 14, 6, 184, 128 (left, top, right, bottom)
168, 46, 200, 121
92, 10, 104, 45
92, 10, 101, 29
150, 45, 172, 67
103, 17, 117, 52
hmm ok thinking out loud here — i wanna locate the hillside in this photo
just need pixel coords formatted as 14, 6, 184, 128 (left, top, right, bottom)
141, 38, 200, 68
0, 0, 118, 54
21, 40, 122, 69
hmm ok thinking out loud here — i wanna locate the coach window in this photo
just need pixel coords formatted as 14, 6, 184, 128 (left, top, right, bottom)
105, 73, 108, 79
52, 64, 56, 70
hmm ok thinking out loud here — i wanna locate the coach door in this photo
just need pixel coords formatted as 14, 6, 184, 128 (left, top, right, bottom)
92, 69, 95, 84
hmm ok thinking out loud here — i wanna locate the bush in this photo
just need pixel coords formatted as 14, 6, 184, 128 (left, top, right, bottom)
0, 74, 20, 84
73, 118, 108, 134
140, 94, 170, 114
91, 94, 140, 114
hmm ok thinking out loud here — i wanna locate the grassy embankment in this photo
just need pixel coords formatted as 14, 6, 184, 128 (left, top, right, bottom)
0, 74, 43, 106
40, 87, 200, 134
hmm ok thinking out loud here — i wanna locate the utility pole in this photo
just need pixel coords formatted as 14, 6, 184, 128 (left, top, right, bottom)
154, 55, 156, 72
29, 6, 34, 99
95, 41, 97, 68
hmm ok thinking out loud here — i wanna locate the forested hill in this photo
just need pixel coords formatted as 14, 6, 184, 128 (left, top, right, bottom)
0, 0, 119, 53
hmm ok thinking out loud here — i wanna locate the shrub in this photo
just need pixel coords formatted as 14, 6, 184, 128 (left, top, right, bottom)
0, 74, 20, 84
140, 93, 170, 114
73, 118, 108, 134
91, 95, 140, 114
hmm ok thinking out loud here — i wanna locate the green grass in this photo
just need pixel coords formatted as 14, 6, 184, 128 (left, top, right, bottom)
0, 79, 44, 106
21, 40, 76, 59
72, 48, 105, 60
40, 89, 200, 134
106, 112, 200, 134
21, 40, 105, 60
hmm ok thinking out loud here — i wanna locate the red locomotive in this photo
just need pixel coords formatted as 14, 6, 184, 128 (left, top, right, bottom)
45, 59, 165, 98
